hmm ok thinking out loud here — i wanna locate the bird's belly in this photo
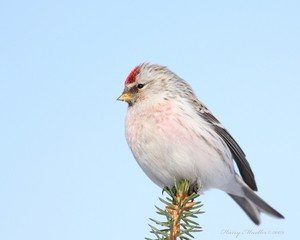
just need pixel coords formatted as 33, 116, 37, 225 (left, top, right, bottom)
125, 105, 233, 190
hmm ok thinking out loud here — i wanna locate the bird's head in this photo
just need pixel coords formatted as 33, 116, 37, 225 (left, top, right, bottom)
117, 63, 193, 106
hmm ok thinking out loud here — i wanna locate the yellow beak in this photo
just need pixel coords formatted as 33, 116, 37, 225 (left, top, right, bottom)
117, 92, 133, 103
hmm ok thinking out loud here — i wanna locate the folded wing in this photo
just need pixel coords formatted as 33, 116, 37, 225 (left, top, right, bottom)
195, 101, 258, 191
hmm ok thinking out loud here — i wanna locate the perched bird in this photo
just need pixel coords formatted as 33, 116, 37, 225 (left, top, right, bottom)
118, 63, 284, 224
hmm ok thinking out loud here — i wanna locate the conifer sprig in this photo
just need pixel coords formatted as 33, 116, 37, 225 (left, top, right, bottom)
146, 180, 203, 240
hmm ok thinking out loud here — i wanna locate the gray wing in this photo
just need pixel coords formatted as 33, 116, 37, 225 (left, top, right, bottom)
195, 100, 258, 191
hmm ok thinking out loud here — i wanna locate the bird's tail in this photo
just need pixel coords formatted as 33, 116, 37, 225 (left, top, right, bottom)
227, 176, 284, 225
228, 193, 261, 224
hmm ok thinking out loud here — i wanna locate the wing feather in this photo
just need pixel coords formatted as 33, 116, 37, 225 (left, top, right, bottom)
195, 101, 258, 191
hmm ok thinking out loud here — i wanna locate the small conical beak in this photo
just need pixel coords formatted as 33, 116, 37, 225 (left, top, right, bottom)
117, 92, 133, 103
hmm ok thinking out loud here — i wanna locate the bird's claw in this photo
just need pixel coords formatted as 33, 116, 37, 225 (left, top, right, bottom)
188, 181, 198, 195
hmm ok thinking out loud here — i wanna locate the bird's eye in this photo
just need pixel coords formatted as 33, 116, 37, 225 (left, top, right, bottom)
137, 83, 144, 89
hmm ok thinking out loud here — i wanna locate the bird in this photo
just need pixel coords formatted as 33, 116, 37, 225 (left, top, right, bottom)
117, 63, 284, 225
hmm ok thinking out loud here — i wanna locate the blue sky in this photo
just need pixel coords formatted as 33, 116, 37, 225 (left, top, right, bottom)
0, 0, 299, 239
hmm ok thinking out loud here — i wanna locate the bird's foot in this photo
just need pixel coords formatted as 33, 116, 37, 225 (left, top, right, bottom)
188, 181, 199, 195
162, 180, 198, 197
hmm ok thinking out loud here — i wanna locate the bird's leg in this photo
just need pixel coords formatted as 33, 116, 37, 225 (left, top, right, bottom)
163, 180, 198, 198
188, 181, 199, 195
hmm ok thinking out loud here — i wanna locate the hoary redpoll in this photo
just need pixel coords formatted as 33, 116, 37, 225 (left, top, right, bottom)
118, 63, 284, 224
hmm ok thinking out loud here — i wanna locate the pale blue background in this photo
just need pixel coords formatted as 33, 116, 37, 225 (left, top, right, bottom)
0, 1, 298, 239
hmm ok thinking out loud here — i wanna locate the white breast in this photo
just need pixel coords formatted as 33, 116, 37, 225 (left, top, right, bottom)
125, 100, 234, 191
